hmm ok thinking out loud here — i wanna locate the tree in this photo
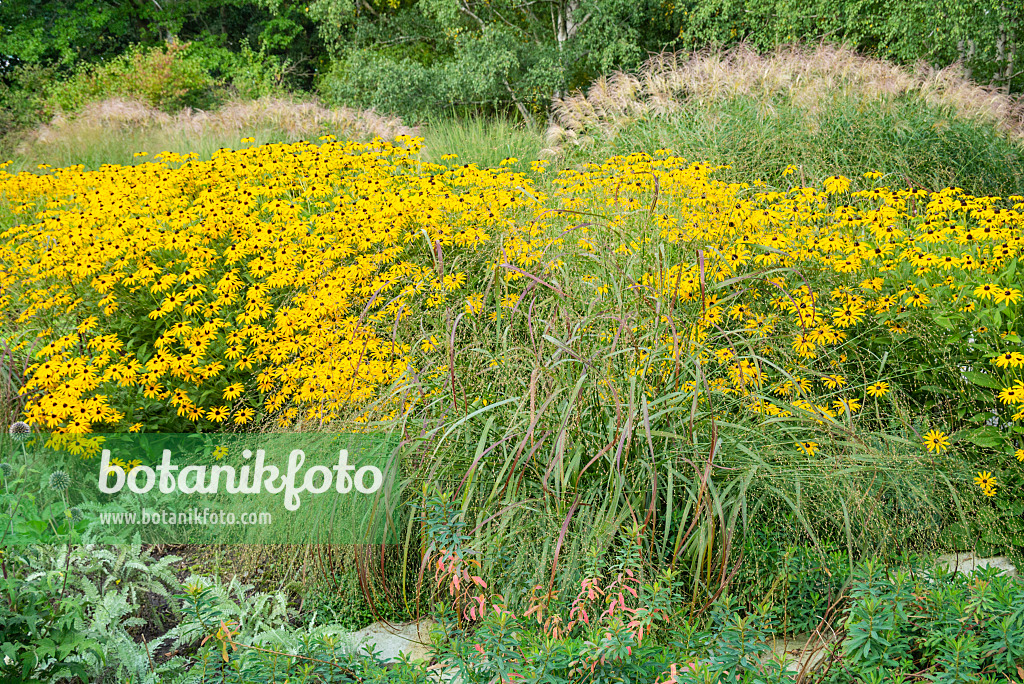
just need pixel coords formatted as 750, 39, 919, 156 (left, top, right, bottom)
313, 0, 678, 120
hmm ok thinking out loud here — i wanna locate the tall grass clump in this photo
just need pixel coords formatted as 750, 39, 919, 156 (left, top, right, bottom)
346, 160, 991, 618
382, 248, 964, 615
420, 115, 544, 171
549, 45, 1024, 196
9, 96, 416, 171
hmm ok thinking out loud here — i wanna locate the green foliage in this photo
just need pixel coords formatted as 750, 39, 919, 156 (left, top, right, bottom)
305, 587, 383, 631
0, 567, 102, 682
733, 529, 852, 635
0, 441, 88, 547
2, 0, 1022, 141
838, 561, 1024, 681
0, 0, 145, 67
434, 600, 680, 684
706, 600, 789, 680
566, 92, 1024, 199
0, 0, 323, 86
315, 0, 677, 121
319, 32, 549, 123
419, 115, 542, 170
176, 575, 292, 643
673, 0, 1023, 93
42, 42, 218, 114
173, 579, 419, 683
225, 45, 294, 99
0, 536, 188, 682
0, 65, 55, 145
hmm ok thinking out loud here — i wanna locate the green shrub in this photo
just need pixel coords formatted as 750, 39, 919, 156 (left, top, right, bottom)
318, 29, 559, 123
0, 65, 53, 145
0, 568, 103, 682
732, 529, 852, 636
838, 561, 1024, 681
186, 43, 294, 100
43, 42, 217, 114
672, 0, 1022, 94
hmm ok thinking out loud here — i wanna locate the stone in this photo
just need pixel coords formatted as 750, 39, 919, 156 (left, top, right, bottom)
769, 633, 833, 675
346, 619, 435, 663
934, 552, 1017, 577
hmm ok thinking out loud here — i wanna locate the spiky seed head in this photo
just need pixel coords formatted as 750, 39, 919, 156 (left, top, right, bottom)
49, 470, 71, 492
9, 422, 30, 441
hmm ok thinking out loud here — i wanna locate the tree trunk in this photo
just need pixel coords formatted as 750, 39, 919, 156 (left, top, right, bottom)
996, 2, 1020, 93
504, 77, 537, 126
555, 0, 589, 51
957, 38, 975, 80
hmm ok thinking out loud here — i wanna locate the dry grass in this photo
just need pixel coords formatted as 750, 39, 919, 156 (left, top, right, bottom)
31, 96, 418, 142
15, 96, 418, 167
547, 44, 1024, 152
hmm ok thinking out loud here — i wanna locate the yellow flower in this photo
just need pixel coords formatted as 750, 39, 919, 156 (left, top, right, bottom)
905, 291, 929, 308
206, 406, 230, 422
792, 335, 816, 358
866, 381, 890, 397
832, 304, 865, 327
822, 374, 847, 389
1014, 448, 1024, 462
796, 441, 818, 456
997, 383, 1024, 405
833, 397, 861, 413
923, 429, 950, 453
974, 471, 997, 496
991, 351, 1024, 369
994, 288, 1022, 305
464, 293, 484, 315
823, 175, 851, 194
223, 383, 245, 400
974, 283, 998, 301
442, 272, 467, 291
77, 316, 99, 333
4, 134, 1024, 439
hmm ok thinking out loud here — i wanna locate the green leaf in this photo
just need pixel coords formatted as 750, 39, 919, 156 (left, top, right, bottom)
0, 642, 20, 662
963, 371, 1001, 390
981, 531, 1005, 545
963, 427, 1003, 448
938, 522, 973, 551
